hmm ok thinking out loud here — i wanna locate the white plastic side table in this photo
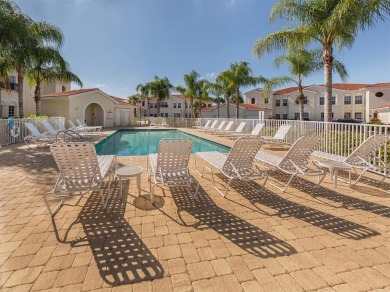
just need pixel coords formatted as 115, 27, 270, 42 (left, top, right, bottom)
316, 160, 351, 187
115, 166, 143, 198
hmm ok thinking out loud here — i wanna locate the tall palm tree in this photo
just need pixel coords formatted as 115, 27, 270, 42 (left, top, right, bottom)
215, 73, 233, 119
195, 79, 210, 118
149, 76, 173, 117
26, 45, 83, 115
207, 82, 226, 118
263, 48, 348, 120
218, 62, 261, 119
176, 70, 200, 118
136, 83, 150, 116
6, 19, 63, 117
253, 0, 389, 122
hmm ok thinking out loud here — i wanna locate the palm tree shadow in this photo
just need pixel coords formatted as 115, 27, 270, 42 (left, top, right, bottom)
271, 170, 390, 218
222, 174, 380, 240
170, 183, 297, 258
68, 185, 164, 286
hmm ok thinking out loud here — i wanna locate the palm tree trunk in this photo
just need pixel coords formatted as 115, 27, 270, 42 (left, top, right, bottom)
298, 82, 304, 121
184, 100, 187, 118
217, 102, 220, 118
236, 88, 240, 119
147, 97, 150, 116
190, 98, 194, 118
17, 67, 24, 117
157, 99, 161, 117
323, 46, 333, 123
198, 97, 202, 118
34, 83, 41, 115
225, 94, 230, 119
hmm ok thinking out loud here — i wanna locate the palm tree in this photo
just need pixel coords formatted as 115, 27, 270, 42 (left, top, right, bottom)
149, 76, 173, 117
176, 70, 200, 118
136, 83, 150, 116
218, 62, 261, 119
26, 45, 83, 115
128, 94, 140, 105
215, 73, 233, 119
195, 79, 210, 118
263, 48, 348, 120
6, 19, 63, 117
207, 82, 226, 118
253, 0, 389, 122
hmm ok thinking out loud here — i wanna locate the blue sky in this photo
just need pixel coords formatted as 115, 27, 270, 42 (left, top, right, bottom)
15, 0, 390, 99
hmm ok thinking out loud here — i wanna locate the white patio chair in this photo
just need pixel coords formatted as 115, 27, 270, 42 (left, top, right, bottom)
211, 121, 234, 135
195, 137, 267, 197
147, 138, 199, 203
262, 124, 291, 143
150, 119, 157, 126
205, 120, 226, 134
255, 136, 325, 192
200, 120, 218, 132
24, 122, 56, 148
44, 142, 116, 216
193, 120, 211, 129
76, 119, 102, 132
312, 134, 390, 184
218, 121, 247, 137
230, 122, 265, 138
161, 118, 169, 127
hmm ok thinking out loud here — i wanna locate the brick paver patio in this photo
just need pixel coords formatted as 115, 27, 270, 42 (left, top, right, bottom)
1, 128, 390, 291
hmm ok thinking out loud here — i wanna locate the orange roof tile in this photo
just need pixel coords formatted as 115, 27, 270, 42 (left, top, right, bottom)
365, 82, 390, 88
202, 103, 270, 111
331, 83, 370, 90
111, 96, 136, 107
274, 87, 300, 95
43, 88, 98, 97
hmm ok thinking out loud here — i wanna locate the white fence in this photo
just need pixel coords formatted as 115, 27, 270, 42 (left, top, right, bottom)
0, 117, 65, 146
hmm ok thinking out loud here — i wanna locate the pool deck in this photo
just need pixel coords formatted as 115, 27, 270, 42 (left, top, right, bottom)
1, 127, 390, 291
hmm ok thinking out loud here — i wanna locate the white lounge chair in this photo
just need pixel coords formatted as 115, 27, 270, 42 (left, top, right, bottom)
255, 136, 325, 192
195, 137, 267, 197
211, 121, 234, 135
44, 142, 116, 216
150, 119, 157, 126
147, 138, 199, 203
76, 119, 102, 132
193, 120, 211, 130
200, 120, 218, 132
161, 118, 169, 127
312, 134, 390, 185
230, 122, 265, 138
218, 121, 247, 137
262, 124, 291, 143
24, 122, 56, 148
205, 120, 226, 134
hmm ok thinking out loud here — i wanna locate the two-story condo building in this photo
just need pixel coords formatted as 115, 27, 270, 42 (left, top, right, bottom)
244, 83, 390, 122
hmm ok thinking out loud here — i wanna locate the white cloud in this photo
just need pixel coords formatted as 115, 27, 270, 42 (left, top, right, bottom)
95, 83, 108, 89
204, 72, 217, 79
228, 0, 237, 6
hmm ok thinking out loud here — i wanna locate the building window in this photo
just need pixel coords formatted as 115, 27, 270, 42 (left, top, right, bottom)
251, 97, 256, 104
319, 96, 324, 105
294, 112, 309, 119
8, 106, 15, 117
355, 95, 363, 104
303, 96, 308, 104
282, 114, 288, 120
283, 99, 288, 106
174, 113, 181, 118
160, 113, 168, 117
161, 101, 168, 108
355, 112, 362, 120
276, 100, 281, 107
178, 103, 181, 108
173, 103, 177, 108
154, 103, 157, 108
344, 95, 351, 105
61, 85, 66, 92
332, 96, 336, 105
294, 112, 300, 120
275, 114, 280, 119
344, 112, 351, 119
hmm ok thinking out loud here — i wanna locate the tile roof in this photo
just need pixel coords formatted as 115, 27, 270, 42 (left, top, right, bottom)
274, 87, 301, 95
331, 83, 370, 90
43, 88, 98, 97
365, 82, 390, 88
111, 96, 136, 107
202, 103, 270, 111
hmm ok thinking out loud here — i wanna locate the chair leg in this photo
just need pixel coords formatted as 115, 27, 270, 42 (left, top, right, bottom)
352, 168, 368, 185
44, 192, 63, 217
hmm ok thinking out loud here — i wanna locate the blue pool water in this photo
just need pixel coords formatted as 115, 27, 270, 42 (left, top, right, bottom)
95, 129, 230, 156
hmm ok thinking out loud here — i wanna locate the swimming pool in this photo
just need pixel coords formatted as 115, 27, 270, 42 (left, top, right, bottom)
95, 129, 230, 156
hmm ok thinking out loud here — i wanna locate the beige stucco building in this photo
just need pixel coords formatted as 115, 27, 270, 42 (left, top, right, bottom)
244, 83, 390, 122
200, 103, 272, 119
42, 88, 137, 127
0, 71, 71, 118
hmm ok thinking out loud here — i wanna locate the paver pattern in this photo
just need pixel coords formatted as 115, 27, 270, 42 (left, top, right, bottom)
1, 127, 390, 291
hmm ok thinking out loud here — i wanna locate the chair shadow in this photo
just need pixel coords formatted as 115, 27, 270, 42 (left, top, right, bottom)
336, 169, 390, 192
169, 183, 297, 258
69, 184, 164, 286
220, 174, 379, 240
270, 170, 390, 218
